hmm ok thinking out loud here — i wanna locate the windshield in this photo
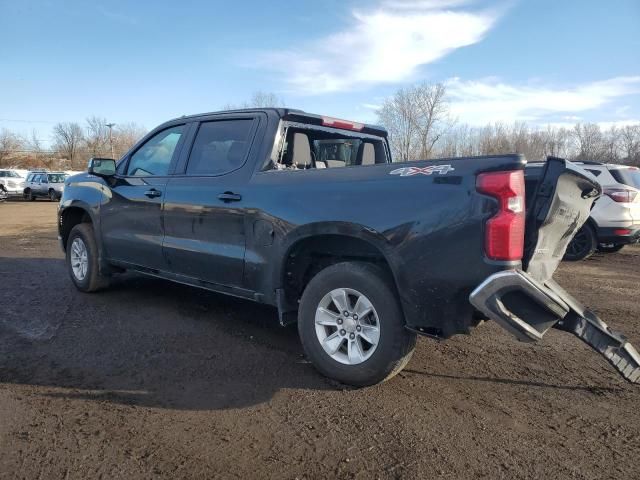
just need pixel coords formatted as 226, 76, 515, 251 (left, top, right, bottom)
610, 167, 640, 189
7, 171, 21, 178
47, 174, 67, 183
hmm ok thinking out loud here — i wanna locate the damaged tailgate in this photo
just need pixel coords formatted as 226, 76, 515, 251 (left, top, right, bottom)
470, 157, 640, 383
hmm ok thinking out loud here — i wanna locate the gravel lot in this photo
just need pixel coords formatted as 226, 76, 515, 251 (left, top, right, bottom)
1, 201, 639, 479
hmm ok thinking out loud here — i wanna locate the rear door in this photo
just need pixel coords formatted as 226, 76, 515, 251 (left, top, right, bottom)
162, 115, 261, 287
100, 124, 188, 270
35, 174, 47, 196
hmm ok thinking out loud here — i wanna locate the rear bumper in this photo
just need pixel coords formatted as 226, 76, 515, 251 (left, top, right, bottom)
596, 225, 640, 245
470, 270, 640, 383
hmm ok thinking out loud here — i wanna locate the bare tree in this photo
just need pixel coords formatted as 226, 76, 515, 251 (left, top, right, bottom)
0, 128, 23, 167
112, 122, 147, 158
376, 87, 419, 161
247, 91, 283, 108
412, 83, 451, 159
85, 116, 110, 157
377, 82, 452, 160
222, 91, 284, 110
620, 125, 640, 165
52, 122, 85, 168
572, 123, 604, 161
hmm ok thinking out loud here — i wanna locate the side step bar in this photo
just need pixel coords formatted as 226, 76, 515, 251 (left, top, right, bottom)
470, 270, 640, 384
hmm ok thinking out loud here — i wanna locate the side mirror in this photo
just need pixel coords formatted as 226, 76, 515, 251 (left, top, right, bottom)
88, 158, 116, 177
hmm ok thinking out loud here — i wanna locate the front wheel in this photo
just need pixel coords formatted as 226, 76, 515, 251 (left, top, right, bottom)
564, 224, 598, 261
66, 223, 110, 292
298, 262, 416, 387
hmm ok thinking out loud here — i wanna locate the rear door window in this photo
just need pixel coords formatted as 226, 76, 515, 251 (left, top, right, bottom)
185, 119, 255, 175
610, 168, 640, 189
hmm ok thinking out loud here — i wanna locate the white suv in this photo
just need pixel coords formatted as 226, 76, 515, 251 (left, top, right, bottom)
565, 162, 640, 260
0, 169, 26, 196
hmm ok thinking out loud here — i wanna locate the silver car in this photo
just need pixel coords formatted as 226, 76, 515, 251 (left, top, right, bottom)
0, 169, 26, 196
23, 172, 68, 201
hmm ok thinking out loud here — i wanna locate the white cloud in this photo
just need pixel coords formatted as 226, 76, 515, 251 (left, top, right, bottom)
256, 2, 502, 94
446, 76, 640, 125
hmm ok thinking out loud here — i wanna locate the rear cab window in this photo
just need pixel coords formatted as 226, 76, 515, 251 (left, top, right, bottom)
265, 121, 390, 171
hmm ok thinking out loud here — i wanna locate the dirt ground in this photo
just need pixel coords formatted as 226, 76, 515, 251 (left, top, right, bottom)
1, 201, 639, 479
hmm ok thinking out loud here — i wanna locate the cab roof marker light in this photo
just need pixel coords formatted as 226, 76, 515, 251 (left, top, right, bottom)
321, 116, 365, 132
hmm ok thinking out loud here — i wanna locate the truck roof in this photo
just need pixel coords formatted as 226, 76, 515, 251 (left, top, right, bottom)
173, 108, 388, 137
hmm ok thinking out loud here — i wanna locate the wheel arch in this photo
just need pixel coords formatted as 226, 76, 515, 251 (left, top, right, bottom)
59, 203, 96, 252
276, 224, 405, 323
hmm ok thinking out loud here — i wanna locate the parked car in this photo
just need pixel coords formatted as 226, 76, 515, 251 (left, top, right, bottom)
58, 108, 640, 386
0, 169, 26, 196
23, 171, 67, 201
566, 162, 639, 260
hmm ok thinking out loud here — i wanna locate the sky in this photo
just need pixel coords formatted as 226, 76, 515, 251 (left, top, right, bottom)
1, 0, 639, 145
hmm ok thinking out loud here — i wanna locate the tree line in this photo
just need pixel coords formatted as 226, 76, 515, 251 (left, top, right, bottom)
0, 91, 284, 171
2, 86, 639, 170
376, 82, 640, 165
0, 118, 147, 170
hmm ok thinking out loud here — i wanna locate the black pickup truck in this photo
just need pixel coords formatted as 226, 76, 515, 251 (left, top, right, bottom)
58, 108, 640, 386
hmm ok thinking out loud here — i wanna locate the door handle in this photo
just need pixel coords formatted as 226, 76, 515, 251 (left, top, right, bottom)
218, 192, 242, 202
144, 189, 162, 198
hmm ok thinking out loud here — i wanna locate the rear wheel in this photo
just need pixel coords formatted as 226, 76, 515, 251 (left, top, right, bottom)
564, 224, 598, 261
298, 262, 416, 387
598, 243, 625, 253
49, 189, 58, 202
66, 223, 110, 292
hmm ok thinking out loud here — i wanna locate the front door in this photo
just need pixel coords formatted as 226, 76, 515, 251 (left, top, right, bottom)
100, 124, 187, 271
162, 116, 259, 287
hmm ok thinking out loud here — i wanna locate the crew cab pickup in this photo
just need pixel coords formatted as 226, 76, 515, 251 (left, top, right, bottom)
58, 108, 640, 386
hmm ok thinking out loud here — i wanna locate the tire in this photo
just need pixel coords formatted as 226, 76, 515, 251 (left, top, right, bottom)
597, 244, 625, 254
298, 262, 416, 387
564, 224, 598, 261
49, 189, 58, 202
66, 223, 110, 292
24, 189, 35, 201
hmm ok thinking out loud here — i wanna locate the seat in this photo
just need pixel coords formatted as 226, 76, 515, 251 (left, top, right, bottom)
357, 142, 376, 165
291, 133, 312, 169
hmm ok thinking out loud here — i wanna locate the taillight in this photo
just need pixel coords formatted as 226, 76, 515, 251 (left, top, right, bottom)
476, 170, 526, 261
604, 188, 638, 203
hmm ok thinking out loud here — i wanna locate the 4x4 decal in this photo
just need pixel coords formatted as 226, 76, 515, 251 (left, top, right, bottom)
390, 165, 455, 177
